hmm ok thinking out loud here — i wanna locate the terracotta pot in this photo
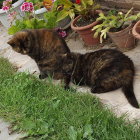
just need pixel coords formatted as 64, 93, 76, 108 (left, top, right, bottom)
71, 14, 100, 46
132, 20, 140, 39
108, 24, 135, 51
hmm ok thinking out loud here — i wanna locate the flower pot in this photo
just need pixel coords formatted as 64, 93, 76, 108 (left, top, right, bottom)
71, 15, 100, 46
0, 0, 25, 28
132, 20, 140, 40
108, 24, 135, 51
57, 16, 71, 30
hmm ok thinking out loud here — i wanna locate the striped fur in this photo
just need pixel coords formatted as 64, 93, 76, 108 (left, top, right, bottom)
8, 29, 70, 79
61, 49, 139, 108
8, 30, 139, 108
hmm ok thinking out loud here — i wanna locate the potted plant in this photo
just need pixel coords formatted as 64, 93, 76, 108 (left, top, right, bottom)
0, 0, 25, 27
55, 0, 101, 46
8, 1, 67, 38
132, 20, 140, 40
8, 1, 48, 34
93, 8, 140, 51
26, 0, 48, 19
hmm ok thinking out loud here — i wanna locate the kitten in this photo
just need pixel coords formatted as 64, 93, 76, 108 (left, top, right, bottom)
59, 49, 139, 108
7, 29, 70, 79
8, 30, 139, 108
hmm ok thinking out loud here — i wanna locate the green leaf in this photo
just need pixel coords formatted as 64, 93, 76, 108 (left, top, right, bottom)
74, 4, 82, 12
124, 7, 133, 19
93, 27, 102, 38
56, 10, 69, 22
59, 0, 73, 8
83, 124, 93, 139
86, 0, 93, 6
68, 126, 77, 140
68, 9, 75, 19
81, 0, 87, 9
94, 31, 99, 38
92, 24, 103, 31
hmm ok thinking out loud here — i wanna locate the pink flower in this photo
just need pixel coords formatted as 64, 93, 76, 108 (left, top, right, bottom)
20, 2, 34, 12
2, 6, 10, 11
55, 28, 67, 38
59, 31, 67, 38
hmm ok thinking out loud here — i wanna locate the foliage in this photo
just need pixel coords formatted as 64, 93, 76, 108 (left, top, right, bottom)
44, 10, 58, 29
0, 57, 140, 139
8, 17, 47, 34
51, 0, 100, 22
92, 8, 140, 43
43, 0, 67, 29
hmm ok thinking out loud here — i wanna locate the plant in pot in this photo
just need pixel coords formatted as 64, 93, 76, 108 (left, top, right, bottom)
54, 0, 100, 45
0, 0, 25, 27
55, 0, 101, 46
8, 1, 67, 38
93, 8, 140, 51
132, 20, 140, 40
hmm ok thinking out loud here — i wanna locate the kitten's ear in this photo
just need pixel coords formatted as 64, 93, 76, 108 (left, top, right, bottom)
18, 31, 28, 40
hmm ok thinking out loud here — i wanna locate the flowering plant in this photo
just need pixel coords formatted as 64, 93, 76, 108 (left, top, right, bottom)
8, 1, 67, 38
20, 2, 34, 12
92, 8, 140, 43
8, 2, 48, 34
1, 0, 20, 25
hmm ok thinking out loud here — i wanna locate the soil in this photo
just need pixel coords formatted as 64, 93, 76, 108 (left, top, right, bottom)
75, 15, 99, 27
110, 24, 129, 32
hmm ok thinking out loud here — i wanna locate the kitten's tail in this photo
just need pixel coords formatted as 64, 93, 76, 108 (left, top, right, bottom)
122, 81, 139, 108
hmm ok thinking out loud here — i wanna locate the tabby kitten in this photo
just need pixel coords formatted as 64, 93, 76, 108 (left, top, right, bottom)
60, 49, 139, 108
7, 29, 70, 79
8, 30, 139, 108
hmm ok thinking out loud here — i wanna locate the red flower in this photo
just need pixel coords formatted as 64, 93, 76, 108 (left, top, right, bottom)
20, 2, 34, 12
76, 0, 80, 4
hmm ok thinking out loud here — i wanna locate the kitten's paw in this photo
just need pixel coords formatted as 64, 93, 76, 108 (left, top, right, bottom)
91, 87, 101, 94
39, 74, 48, 79
64, 86, 76, 92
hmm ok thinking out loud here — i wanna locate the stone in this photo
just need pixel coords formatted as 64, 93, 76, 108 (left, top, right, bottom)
101, 0, 140, 10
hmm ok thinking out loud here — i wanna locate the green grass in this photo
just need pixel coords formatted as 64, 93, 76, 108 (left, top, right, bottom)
0, 57, 140, 140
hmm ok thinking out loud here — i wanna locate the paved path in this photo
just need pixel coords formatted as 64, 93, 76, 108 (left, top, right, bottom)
0, 25, 140, 139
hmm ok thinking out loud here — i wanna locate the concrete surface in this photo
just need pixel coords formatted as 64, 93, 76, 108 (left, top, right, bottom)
0, 24, 140, 139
